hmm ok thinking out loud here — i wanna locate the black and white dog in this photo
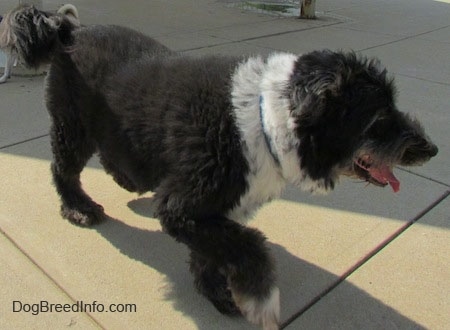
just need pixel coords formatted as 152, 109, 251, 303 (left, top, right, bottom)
7, 5, 438, 329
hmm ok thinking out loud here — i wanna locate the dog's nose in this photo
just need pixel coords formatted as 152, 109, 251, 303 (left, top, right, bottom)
416, 138, 438, 158
428, 143, 438, 158
400, 136, 438, 165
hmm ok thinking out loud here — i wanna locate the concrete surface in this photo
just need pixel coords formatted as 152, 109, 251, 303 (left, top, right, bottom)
288, 197, 450, 330
1, 0, 449, 329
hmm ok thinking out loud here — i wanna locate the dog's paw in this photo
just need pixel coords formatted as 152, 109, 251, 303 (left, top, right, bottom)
60, 203, 105, 226
190, 262, 242, 316
232, 286, 280, 330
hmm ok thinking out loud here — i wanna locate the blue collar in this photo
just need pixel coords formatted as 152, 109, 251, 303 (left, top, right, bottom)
259, 95, 281, 165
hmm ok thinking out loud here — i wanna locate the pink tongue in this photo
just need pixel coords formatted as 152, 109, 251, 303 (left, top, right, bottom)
369, 165, 400, 193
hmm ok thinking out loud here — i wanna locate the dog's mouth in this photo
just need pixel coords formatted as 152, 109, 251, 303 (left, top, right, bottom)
353, 155, 400, 192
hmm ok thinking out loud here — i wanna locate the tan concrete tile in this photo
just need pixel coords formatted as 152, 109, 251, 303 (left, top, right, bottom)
286, 195, 450, 329
257, 177, 448, 320
1, 136, 447, 328
0, 233, 99, 329
0, 140, 256, 329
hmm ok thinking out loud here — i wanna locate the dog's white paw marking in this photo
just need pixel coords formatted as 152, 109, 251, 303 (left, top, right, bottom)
233, 286, 280, 330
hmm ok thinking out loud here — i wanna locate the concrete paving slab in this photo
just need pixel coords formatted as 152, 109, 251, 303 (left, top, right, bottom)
184, 41, 275, 57
363, 38, 450, 85
0, 233, 99, 329
395, 75, 450, 186
330, 0, 450, 37
0, 77, 48, 148
417, 26, 450, 44
314, 0, 368, 13
197, 16, 335, 42
0, 136, 447, 328
245, 26, 401, 54
156, 32, 231, 53
0, 140, 257, 329
286, 194, 450, 330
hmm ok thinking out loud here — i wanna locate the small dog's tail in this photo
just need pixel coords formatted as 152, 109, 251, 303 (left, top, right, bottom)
7, 4, 80, 69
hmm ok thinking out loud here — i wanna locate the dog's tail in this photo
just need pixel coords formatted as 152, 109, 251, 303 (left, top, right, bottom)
6, 4, 80, 69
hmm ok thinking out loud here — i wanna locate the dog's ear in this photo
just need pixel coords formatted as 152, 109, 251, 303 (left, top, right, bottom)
289, 57, 352, 184
292, 87, 355, 186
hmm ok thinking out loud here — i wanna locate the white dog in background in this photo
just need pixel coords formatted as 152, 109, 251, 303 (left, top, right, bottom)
0, 4, 79, 83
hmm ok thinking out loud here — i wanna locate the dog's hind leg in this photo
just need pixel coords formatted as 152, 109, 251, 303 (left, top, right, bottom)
50, 118, 105, 226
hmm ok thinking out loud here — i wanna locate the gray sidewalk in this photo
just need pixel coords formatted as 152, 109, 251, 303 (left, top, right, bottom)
1, 0, 449, 329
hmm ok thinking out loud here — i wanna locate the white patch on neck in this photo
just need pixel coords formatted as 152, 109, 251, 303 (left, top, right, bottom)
228, 53, 302, 222
229, 53, 333, 222
260, 53, 303, 185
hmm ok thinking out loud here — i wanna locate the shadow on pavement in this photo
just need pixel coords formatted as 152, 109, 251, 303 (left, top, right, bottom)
95, 211, 425, 329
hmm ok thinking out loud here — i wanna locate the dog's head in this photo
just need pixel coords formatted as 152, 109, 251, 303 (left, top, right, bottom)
289, 50, 438, 192
0, 4, 79, 67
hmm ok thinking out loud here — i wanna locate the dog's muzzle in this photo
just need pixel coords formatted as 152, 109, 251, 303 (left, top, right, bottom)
400, 137, 438, 166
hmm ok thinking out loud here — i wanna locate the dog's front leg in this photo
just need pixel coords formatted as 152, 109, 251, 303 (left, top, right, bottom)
0, 52, 16, 83
157, 203, 280, 330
